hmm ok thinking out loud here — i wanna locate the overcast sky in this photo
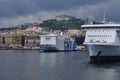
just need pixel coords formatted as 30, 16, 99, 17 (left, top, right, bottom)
0, 0, 120, 27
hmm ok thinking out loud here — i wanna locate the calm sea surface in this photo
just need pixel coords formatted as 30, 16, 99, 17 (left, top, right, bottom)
0, 50, 120, 80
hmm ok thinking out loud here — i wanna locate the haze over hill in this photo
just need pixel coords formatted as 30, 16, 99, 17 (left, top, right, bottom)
0, 15, 99, 31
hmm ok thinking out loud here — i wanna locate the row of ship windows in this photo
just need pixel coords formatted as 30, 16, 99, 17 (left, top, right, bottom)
87, 35, 112, 37
89, 31, 110, 32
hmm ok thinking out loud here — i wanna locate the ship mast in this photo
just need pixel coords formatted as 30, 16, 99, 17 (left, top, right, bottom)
102, 10, 106, 23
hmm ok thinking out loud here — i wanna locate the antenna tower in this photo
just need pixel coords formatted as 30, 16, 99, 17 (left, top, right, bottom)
102, 10, 106, 23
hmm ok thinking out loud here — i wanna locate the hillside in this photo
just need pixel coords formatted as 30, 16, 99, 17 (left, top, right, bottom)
0, 15, 100, 31
40, 18, 85, 30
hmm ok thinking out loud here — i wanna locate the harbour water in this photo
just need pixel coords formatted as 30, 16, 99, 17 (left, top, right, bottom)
0, 50, 120, 80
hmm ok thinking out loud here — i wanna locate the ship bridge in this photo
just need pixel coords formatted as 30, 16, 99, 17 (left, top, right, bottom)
81, 24, 120, 31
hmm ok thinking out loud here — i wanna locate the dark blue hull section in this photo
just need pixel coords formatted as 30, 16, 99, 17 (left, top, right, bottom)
90, 56, 120, 63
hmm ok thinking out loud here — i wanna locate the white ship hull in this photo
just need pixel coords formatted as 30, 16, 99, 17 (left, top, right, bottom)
81, 24, 120, 62
86, 45, 120, 62
40, 41, 77, 52
40, 45, 60, 52
40, 34, 77, 52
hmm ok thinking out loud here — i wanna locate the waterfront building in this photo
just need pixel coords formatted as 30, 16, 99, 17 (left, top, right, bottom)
11, 35, 24, 48
0, 36, 4, 46
4, 35, 12, 47
24, 36, 40, 49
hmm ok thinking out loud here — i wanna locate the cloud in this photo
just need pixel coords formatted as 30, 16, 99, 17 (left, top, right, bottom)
0, 0, 105, 18
0, 0, 120, 27
0, 11, 64, 27
66, 0, 120, 22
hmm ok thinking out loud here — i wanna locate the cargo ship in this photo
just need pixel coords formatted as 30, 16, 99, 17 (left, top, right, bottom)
81, 23, 120, 62
40, 33, 77, 52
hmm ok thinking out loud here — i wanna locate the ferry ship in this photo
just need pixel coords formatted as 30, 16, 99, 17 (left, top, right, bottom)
81, 23, 120, 62
40, 33, 77, 52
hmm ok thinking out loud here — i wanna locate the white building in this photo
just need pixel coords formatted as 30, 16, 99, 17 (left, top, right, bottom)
55, 15, 75, 21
